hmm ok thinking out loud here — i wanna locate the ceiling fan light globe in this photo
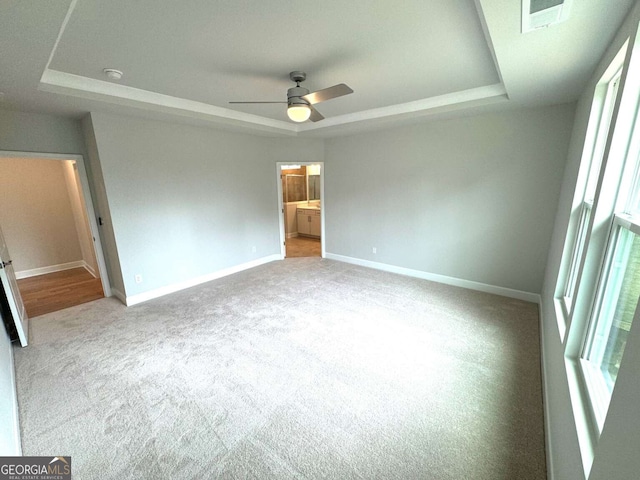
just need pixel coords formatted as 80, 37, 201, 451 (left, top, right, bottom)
287, 104, 311, 122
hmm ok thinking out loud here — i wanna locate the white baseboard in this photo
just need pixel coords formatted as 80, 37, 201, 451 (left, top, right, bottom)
15, 260, 85, 279
538, 298, 555, 480
111, 288, 126, 305
324, 253, 541, 304
83, 262, 98, 278
124, 254, 281, 306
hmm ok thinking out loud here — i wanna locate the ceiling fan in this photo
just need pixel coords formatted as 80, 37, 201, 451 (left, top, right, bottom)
229, 71, 353, 123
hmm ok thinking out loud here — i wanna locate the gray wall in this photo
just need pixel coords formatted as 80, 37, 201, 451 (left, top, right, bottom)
0, 110, 86, 155
325, 104, 575, 294
88, 111, 323, 298
540, 2, 640, 479
0, 158, 83, 273
81, 114, 124, 295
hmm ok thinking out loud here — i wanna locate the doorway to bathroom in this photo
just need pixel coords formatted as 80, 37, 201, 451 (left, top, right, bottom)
276, 162, 324, 259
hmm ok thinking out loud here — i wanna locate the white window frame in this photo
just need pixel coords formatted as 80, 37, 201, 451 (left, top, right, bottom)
575, 100, 640, 428
579, 215, 640, 430
558, 34, 639, 477
561, 71, 622, 321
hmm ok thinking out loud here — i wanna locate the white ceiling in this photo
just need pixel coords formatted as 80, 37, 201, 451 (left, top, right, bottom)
0, 0, 634, 136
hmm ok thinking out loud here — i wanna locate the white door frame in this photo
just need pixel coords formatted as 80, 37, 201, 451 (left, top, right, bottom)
276, 162, 325, 259
0, 150, 112, 297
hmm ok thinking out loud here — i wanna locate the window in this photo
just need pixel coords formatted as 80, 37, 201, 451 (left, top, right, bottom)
582, 227, 640, 387
556, 40, 636, 473
579, 138, 640, 429
580, 225, 640, 426
562, 71, 621, 315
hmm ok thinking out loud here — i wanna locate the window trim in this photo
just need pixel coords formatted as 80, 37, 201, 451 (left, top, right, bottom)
578, 216, 640, 429
561, 41, 630, 344
563, 201, 593, 311
558, 36, 634, 478
557, 66, 624, 338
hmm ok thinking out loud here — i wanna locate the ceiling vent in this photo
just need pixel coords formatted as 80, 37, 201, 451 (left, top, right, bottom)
522, 0, 572, 33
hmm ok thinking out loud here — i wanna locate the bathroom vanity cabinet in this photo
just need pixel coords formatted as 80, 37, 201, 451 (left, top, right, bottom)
297, 207, 321, 237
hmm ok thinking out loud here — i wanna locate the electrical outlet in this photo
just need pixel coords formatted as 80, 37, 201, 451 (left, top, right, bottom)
135, 274, 143, 284
372, 247, 377, 254
251, 246, 257, 253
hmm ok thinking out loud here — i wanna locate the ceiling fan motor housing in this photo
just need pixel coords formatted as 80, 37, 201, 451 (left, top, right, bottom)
287, 86, 310, 106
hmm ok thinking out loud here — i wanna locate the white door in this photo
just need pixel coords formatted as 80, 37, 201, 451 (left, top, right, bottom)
0, 224, 28, 347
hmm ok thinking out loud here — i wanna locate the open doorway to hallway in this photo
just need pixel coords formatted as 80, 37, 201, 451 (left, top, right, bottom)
0, 154, 108, 318
278, 163, 324, 258
17, 268, 103, 317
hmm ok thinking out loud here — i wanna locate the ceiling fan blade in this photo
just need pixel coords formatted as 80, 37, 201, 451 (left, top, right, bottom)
228, 101, 287, 104
309, 105, 324, 122
303, 84, 353, 105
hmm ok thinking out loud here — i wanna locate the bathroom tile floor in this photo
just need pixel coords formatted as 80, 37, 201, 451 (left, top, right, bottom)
285, 236, 321, 258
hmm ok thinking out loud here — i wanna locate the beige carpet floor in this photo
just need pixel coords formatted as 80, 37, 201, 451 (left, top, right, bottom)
13, 258, 546, 479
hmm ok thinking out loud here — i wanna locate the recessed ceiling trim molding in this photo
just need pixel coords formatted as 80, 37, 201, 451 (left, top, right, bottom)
472, 0, 508, 91
42, 0, 79, 71
298, 84, 508, 132
39, 69, 298, 135
39, 68, 508, 135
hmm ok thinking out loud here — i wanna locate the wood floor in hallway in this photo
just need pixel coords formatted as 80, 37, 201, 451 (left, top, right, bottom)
286, 236, 321, 258
17, 267, 104, 318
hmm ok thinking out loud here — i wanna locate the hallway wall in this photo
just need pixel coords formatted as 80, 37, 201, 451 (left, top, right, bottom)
0, 157, 83, 276
62, 161, 99, 276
